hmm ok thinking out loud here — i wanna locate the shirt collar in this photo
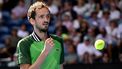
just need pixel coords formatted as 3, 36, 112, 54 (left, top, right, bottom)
31, 32, 50, 42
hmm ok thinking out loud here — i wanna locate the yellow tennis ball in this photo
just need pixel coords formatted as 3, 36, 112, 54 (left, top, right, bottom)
94, 39, 105, 50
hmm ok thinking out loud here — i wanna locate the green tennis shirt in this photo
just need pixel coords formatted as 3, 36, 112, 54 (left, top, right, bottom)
16, 32, 64, 69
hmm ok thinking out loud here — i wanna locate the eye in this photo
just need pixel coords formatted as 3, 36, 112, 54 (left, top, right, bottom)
46, 14, 50, 18
38, 14, 51, 19
39, 15, 44, 18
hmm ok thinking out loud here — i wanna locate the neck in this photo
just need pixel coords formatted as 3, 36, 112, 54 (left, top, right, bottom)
34, 28, 47, 41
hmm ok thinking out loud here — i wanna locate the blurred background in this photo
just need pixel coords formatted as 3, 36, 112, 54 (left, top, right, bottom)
0, 0, 122, 69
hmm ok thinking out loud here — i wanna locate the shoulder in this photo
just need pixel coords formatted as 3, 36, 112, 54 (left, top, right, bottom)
50, 34, 63, 42
17, 35, 33, 48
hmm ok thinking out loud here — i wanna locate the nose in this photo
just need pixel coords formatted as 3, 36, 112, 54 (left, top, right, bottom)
44, 15, 50, 21
44, 17, 48, 22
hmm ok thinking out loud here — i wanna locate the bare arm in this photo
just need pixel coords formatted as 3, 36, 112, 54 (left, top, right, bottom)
20, 64, 30, 69
20, 38, 54, 69
20, 50, 49, 69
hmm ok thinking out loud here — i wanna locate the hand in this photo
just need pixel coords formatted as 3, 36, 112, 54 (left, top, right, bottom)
44, 37, 54, 53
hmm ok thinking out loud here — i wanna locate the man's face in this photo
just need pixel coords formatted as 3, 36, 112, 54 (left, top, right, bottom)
34, 7, 50, 32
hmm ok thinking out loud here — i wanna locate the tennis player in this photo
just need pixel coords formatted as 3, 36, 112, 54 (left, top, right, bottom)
16, 1, 64, 69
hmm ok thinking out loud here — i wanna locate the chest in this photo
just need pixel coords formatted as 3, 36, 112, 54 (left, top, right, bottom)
29, 40, 62, 63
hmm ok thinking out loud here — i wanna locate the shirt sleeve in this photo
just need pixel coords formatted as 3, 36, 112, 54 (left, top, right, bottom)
60, 38, 64, 64
16, 39, 31, 65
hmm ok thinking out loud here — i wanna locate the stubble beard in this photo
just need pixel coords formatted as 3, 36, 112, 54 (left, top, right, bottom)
35, 24, 48, 33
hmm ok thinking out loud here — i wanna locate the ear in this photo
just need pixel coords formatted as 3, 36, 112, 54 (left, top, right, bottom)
29, 18, 35, 25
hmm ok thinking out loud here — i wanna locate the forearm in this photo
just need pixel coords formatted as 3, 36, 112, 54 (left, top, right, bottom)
29, 50, 48, 69
20, 50, 48, 69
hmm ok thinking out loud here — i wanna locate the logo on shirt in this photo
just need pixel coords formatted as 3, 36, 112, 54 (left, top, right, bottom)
56, 48, 59, 51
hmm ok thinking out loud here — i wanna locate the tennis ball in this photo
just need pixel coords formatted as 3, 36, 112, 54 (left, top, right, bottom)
94, 39, 105, 50
61, 34, 69, 40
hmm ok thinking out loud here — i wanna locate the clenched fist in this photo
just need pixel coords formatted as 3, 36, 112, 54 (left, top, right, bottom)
44, 37, 54, 53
